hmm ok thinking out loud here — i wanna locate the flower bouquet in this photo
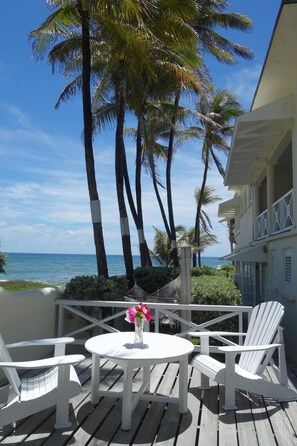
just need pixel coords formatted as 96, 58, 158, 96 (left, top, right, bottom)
125, 303, 152, 344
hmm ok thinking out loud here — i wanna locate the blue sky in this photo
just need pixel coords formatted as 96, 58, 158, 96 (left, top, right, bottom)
0, 0, 281, 257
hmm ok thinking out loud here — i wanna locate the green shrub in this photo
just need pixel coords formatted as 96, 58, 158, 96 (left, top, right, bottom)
63, 275, 128, 334
192, 275, 241, 305
133, 266, 180, 294
191, 266, 221, 277
64, 275, 128, 302
219, 263, 235, 275
0, 248, 7, 275
191, 275, 241, 331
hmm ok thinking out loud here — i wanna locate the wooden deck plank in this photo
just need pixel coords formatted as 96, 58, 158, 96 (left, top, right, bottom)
52, 361, 131, 446
87, 362, 170, 446
234, 391, 258, 446
196, 376, 219, 446
1, 353, 297, 445
250, 395, 277, 446
218, 385, 238, 446
144, 363, 181, 446
282, 361, 297, 438
264, 366, 297, 446
130, 363, 179, 446
106, 363, 170, 446
175, 366, 201, 446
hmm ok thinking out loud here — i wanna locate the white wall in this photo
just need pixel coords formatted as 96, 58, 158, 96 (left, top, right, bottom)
0, 286, 64, 361
237, 205, 254, 249
267, 236, 297, 363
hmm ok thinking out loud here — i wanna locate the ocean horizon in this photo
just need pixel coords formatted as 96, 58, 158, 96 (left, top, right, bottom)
1, 252, 228, 284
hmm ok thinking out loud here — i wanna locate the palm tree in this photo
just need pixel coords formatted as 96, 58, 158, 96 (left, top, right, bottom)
91, 0, 202, 277
149, 225, 186, 267
194, 185, 221, 266
30, 0, 108, 277
192, 0, 254, 63
193, 89, 243, 265
164, 0, 253, 266
180, 226, 218, 266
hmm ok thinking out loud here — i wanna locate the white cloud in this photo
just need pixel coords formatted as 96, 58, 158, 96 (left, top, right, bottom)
0, 101, 234, 257
224, 64, 262, 108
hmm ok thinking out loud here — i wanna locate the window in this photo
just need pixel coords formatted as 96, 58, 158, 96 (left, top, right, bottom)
284, 248, 293, 292
242, 262, 255, 306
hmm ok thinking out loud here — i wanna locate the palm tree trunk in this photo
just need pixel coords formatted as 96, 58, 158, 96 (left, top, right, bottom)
123, 148, 151, 268
135, 114, 152, 267
194, 141, 210, 267
166, 92, 180, 267
150, 155, 171, 239
79, 2, 108, 277
122, 113, 152, 268
115, 67, 134, 287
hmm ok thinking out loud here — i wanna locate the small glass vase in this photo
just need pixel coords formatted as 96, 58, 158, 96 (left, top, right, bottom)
134, 318, 144, 345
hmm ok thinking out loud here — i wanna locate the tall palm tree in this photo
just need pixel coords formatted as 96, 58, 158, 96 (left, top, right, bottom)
194, 185, 221, 266
92, 0, 202, 278
193, 89, 243, 265
30, 0, 108, 277
164, 0, 253, 266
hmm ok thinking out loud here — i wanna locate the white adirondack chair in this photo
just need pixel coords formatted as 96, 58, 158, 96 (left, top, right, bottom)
0, 335, 85, 429
190, 301, 297, 410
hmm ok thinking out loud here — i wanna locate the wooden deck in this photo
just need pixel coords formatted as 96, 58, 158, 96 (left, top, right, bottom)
1, 350, 297, 446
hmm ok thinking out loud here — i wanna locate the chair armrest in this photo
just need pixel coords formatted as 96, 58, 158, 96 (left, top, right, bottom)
6, 337, 75, 349
188, 331, 246, 337
218, 343, 281, 354
0, 354, 85, 369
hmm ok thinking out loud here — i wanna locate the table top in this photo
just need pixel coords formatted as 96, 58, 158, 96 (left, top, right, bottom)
85, 332, 194, 362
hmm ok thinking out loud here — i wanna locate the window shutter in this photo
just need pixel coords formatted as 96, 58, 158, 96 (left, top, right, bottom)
271, 249, 278, 287
284, 248, 293, 292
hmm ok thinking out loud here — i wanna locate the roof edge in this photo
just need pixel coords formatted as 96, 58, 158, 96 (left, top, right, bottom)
250, 1, 295, 110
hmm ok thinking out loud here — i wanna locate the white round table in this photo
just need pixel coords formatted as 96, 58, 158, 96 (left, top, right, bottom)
85, 332, 194, 430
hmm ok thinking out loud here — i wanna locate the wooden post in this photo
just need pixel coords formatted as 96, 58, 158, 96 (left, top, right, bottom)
180, 245, 192, 335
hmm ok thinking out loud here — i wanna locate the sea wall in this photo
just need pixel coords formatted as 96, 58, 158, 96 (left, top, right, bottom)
0, 286, 64, 362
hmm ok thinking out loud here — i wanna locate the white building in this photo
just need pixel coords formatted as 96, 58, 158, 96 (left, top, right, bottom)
219, 0, 297, 361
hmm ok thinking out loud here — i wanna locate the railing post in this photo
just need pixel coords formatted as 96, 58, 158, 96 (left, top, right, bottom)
267, 163, 275, 236
58, 304, 65, 337
180, 245, 192, 336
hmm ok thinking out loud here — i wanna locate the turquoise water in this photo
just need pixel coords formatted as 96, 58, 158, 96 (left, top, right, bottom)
1, 252, 226, 284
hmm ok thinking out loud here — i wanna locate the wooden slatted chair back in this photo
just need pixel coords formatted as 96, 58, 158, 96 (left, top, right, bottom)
0, 334, 21, 396
239, 301, 284, 375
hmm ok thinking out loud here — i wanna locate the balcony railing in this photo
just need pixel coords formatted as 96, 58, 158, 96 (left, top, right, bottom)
56, 300, 252, 353
256, 189, 293, 239
256, 209, 268, 239
272, 189, 293, 234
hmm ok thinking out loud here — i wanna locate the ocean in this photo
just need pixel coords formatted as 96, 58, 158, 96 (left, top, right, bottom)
1, 252, 226, 284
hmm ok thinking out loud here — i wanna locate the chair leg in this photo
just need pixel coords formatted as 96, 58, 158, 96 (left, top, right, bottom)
55, 365, 72, 430
223, 384, 237, 410
199, 373, 210, 389
223, 352, 237, 410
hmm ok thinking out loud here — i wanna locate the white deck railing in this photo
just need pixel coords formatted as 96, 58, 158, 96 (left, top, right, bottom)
256, 189, 293, 239
256, 209, 268, 239
56, 299, 252, 353
272, 189, 293, 234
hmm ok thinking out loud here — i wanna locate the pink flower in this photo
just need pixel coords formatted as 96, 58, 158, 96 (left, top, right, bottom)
125, 303, 152, 323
